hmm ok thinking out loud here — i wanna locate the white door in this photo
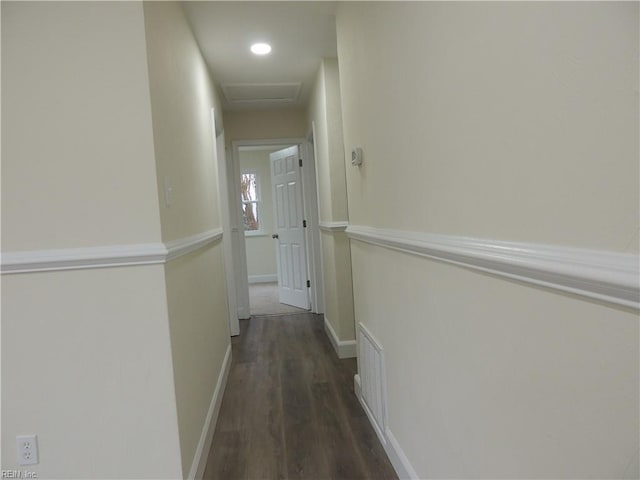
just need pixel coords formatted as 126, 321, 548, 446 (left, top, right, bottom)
270, 146, 310, 310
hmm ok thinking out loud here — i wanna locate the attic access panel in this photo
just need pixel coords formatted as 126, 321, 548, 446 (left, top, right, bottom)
221, 83, 301, 105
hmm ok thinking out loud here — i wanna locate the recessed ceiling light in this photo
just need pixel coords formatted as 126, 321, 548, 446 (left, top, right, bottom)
250, 43, 271, 55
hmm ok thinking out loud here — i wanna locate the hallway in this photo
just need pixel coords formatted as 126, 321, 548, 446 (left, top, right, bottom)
3, 2, 637, 477
203, 313, 397, 480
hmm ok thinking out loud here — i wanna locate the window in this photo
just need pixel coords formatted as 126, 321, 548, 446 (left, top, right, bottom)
241, 172, 262, 235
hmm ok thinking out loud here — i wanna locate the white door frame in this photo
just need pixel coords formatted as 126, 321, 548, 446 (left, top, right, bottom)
231, 138, 324, 315
304, 127, 324, 314
229, 143, 251, 320
212, 110, 240, 335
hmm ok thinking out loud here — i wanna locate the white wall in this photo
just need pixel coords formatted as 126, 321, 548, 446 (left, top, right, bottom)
143, 2, 230, 477
337, 2, 639, 478
239, 149, 278, 279
1, 2, 182, 477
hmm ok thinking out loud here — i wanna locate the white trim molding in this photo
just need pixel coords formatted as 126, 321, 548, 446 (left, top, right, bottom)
188, 344, 232, 480
354, 374, 419, 479
1, 228, 223, 275
248, 274, 278, 284
0, 243, 167, 274
165, 228, 223, 262
319, 221, 348, 233
324, 316, 357, 359
384, 428, 420, 480
346, 225, 640, 310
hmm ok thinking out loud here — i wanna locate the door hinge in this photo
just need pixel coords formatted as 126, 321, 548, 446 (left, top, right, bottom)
299, 158, 303, 167
303, 219, 307, 228
306, 280, 311, 288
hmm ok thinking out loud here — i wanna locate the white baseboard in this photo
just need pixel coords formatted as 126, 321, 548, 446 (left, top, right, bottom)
187, 343, 232, 480
384, 428, 419, 480
354, 373, 418, 479
237, 305, 250, 320
323, 316, 356, 359
248, 274, 277, 284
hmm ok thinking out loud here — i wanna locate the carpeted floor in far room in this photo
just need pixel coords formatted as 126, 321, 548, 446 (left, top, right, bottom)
249, 282, 308, 316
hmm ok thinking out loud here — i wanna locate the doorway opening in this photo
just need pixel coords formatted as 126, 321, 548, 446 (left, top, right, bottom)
249, 282, 307, 316
228, 138, 324, 322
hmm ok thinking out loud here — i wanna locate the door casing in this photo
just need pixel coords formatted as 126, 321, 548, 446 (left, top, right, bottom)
212, 109, 240, 336
229, 138, 324, 318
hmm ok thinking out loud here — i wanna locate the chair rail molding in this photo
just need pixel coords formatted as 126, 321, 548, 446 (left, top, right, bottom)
319, 221, 348, 232
165, 228, 223, 261
346, 225, 640, 310
1, 228, 223, 274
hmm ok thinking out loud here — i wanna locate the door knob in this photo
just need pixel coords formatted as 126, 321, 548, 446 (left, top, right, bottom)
272, 234, 279, 239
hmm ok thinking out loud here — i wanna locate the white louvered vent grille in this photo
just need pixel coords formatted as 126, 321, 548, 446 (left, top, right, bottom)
358, 323, 387, 441
221, 83, 301, 104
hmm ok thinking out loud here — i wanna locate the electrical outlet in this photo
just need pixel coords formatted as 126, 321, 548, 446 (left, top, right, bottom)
16, 435, 38, 465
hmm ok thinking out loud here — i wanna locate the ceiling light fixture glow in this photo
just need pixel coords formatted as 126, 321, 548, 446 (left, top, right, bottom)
250, 43, 272, 55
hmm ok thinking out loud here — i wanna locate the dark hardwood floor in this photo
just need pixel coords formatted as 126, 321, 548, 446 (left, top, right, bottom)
203, 313, 398, 480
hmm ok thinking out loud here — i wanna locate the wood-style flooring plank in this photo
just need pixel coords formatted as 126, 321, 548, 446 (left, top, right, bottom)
203, 430, 248, 480
245, 359, 287, 480
311, 382, 369, 480
213, 361, 253, 433
283, 420, 330, 480
203, 313, 398, 480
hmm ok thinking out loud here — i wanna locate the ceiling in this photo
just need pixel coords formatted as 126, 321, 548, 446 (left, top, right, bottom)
183, 1, 338, 111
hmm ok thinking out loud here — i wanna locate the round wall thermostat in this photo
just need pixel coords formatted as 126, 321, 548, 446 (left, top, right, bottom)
351, 147, 363, 166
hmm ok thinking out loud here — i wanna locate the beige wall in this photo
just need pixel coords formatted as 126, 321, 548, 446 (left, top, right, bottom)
2, 2, 232, 478
2, 268, 182, 478
239, 150, 278, 278
224, 109, 308, 148
1, 4, 181, 477
307, 59, 355, 343
142, 2, 230, 477
351, 243, 639, 478
337, 2, 639, 478
320, 231, 355, 340
162, 246, 229, 477
338, 2, 638, 253
308, 59, 349, 223
1, 1, 162, 251
144, 1, 223, 243
308, 63, 332, 222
